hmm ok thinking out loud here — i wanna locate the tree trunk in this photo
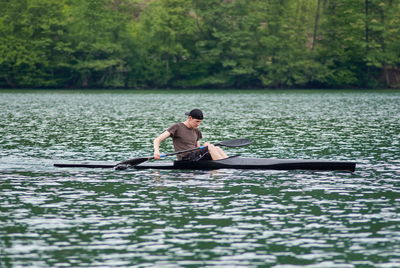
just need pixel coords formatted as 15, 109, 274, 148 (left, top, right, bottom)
312, 0, 322, 50
365, 0, 370, 79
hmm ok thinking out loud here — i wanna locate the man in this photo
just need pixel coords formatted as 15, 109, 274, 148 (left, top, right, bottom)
153, 109, 228, 161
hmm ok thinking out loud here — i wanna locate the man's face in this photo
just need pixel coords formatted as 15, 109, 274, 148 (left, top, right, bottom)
188, 117, 202, 128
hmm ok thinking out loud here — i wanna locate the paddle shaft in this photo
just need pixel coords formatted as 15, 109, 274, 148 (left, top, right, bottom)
159, 139, 251, 158
160, 145, 207, 157
118, 145, 208, 165
117, 138, 251, 166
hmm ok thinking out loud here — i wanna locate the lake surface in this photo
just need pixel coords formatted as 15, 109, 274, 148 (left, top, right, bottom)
1, 89, 399, 267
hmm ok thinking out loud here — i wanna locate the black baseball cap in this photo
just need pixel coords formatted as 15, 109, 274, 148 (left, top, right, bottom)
185, 109, 204, 120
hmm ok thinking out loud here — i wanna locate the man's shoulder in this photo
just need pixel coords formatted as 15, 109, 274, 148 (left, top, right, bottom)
167, 122, 184, 135
195, 128, 202, 138
167, 122, 182, 130
172, 122, 183, 127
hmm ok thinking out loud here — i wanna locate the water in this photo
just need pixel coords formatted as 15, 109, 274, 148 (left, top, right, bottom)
1, 89, 399, 267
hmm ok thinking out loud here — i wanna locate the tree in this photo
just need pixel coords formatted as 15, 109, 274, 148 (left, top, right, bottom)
0, 0, 70, 87
316, 0, 368, 87
364, 0, 400, 87
1, 0, 398, 89
130, 0, 198, 87
66, 0, 135, 88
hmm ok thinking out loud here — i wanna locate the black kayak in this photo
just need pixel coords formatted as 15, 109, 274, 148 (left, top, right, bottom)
54, 156, 356, 172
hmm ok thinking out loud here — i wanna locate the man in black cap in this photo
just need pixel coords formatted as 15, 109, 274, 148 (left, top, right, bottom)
153, 109, 228, 161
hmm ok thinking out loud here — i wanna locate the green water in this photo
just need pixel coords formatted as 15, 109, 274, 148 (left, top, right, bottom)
1, 90, 399, 267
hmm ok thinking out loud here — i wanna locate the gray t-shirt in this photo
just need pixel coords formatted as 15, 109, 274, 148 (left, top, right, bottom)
167, 123, 203, 159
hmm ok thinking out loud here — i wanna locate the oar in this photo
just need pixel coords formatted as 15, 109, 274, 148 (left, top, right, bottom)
116, 138, 252, 168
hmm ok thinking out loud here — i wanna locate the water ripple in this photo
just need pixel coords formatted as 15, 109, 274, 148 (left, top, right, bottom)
1, 90, 400, 267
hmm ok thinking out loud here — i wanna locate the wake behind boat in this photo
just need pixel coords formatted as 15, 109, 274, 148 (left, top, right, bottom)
54, 156, 356, 172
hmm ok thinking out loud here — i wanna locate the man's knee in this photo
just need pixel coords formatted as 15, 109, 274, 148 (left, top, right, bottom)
208, 144, 216, 150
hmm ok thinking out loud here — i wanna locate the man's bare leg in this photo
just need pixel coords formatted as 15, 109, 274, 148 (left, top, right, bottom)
206, 143, 228, 160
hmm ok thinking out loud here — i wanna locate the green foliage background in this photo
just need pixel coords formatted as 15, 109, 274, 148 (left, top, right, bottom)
1, 0, 399, 89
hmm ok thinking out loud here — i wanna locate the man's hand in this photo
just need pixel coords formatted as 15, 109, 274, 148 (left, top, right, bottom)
154, 153, 161, 160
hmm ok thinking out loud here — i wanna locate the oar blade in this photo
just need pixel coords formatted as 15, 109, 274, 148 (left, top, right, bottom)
118, 157, 151, 166
54, 163, 116, 168
217, 138, 252, 147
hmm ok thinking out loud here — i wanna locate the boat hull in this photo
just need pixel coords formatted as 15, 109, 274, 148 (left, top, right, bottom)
135, 156, 356, 172
54, 157, 356, 172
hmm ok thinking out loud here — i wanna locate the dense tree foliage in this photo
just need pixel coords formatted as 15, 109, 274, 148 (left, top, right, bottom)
1, 0, 399, 88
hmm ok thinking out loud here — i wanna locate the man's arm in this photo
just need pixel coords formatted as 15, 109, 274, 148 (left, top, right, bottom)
153, 131, 171, 159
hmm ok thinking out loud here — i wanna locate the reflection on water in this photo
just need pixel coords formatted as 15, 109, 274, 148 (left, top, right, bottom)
1, 90, 400, 267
